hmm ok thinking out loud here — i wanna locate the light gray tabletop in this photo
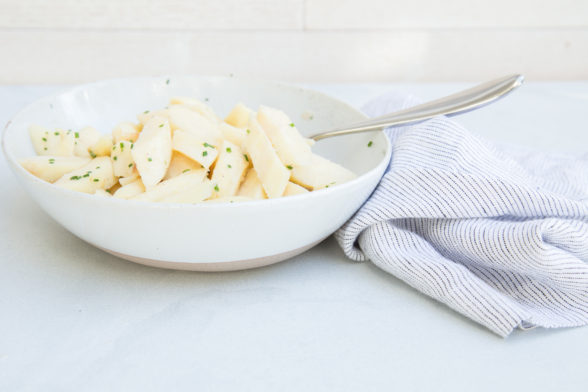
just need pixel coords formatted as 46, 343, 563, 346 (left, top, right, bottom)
1, 82, 588, 391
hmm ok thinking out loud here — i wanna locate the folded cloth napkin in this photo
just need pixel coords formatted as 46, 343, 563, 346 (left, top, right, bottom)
336, 92, 588, 337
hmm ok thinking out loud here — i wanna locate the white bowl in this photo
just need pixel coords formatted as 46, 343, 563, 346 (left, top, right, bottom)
2, 76, 390, 271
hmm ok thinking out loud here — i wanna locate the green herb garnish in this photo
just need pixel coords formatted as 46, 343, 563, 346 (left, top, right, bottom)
70, 175, 81, 180
226, 147, 232, 153
113, 156, 118, 161
90, 151, 97, 158
289, 123, 294, 127
120, 142, 124, 151
182, 169, 190, 173
42, 137, 47, 142
286, 165, 293, 170
227, 164, 232, 168
54, 131, 60, 136
214, 185, 219, 192
243, 154, 249, 162
203, 142, 215, 149
128, 163, 133, 168
48, 158, 55, 164
147, 157, 152, 162
74, 132, 79, 138
93, 178, 99, 182
143, 110, 149, 114
367, 141, 373, 147
159, 123, 164, 128
202, 151, 208, 157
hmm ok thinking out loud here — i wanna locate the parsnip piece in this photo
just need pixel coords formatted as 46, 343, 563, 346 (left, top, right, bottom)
219, 122, 247, 148
225, 103, 252, 128
133, 170, 210, 203
164, 151, 202, 180
169, 97, 220, 123
257, 106, 312, 166
172, 129, 218, 169
94, 189, 112, 197
245, 117, 290, 198
112, 122, 139, 143
167, 105, 221, 144
283, 182, 309, 197
113, 179, 145, 199
54, 157, 116, 193
137, 109, 168, 125
119, 172, 139, 186
291, 154, 357, 190
73, 126, 102, 158
89, 135, 113, 157
20, 156, 91, 183
131, 116, 172, 189
29, 125, 75, 156
205, 196, 253, 203
111, 140, 135, 178
210, 140, 249, 198
237, 169, 266, 199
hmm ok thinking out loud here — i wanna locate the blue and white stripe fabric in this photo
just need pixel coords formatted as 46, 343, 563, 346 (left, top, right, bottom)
336, 92, 588, 337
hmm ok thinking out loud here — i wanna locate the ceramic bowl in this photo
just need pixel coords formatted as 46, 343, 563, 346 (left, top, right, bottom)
2, 76, 391, 271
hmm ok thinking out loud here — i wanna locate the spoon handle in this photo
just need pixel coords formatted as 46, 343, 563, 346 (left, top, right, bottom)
310, 74, 524, 141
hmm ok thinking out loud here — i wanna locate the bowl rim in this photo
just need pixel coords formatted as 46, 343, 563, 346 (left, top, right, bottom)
2, 75, 391, 210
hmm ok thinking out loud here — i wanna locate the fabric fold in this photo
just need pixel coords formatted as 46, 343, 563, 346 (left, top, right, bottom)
335, 92, 588, 337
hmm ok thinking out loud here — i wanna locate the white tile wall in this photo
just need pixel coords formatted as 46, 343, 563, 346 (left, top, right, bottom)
0, 0, 586, 83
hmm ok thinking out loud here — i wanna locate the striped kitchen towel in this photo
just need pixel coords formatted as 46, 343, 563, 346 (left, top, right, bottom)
335, 92, 588, 337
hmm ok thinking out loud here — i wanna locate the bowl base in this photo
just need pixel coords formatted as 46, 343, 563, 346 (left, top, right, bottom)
98, 239, 323, 272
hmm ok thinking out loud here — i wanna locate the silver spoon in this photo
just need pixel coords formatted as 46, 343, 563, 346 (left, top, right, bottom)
310, 74, 524, 141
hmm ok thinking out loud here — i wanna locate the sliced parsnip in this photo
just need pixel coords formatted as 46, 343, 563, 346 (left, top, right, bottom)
132, 116, 172, 189
29, 125, 75, 156
167, 105, 221, 144
219, 122, 247, 148
245, 117, 290, 198
133, 170, 210, 202
210, 140, 249, 198
205, 196, 253, 203
291, 154, 356, 190
73, 126, 102, 158
225, 103, 252, 128
113, 179, 145, 199
119, 172, 139, 186
172, 129, 218, 169
137, 109, 169, 125
257, 105, 312, 166
20, 156, 91, 183
112, 122, 139, 143
111, 140, 135, 178
169, 97, 220, 123
94, 189, 112, 197
89, 135, 113, 157
54, 157, 116, 193
237, 169, 266, 199
283, 182, 309, 197
164, 151, 202, 180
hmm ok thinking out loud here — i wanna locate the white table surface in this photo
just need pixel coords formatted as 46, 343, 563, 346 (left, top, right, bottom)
1, 82, 588, 391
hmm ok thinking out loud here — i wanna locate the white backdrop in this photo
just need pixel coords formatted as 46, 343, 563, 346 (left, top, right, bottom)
1, 0, 587, 83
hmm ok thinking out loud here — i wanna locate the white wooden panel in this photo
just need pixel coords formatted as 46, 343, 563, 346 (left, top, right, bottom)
0, 0, 303, 30
0, 30, 586, 84
306, 0, 588, 29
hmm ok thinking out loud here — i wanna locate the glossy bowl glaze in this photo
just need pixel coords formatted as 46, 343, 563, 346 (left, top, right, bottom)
2, 76, 391, 271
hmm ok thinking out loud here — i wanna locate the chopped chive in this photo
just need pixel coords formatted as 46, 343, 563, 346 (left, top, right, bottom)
83, 173, 90, 178
143, 110, 149, 114
214, 184, 219, 192
226, 147, 232, 153
203, 142, 215, 149
43, 147, 47, 151
182, 169, 190, 173
113, 156, 118, 161
48, 158, 55, 164
54, 131, 60, 136
202, 151, 208, 157
42, 137, 47, 142
112, 145, 116, 150
243, 154, 249, 162
90, 151, 97, 158
159, 123, 164, 128
367, 141, 373, 147
204, 97, 209, 102
289, 123, 294, 127
166, 78, 170, 85
246, 129, 250, 134
286, 165, 293, 170
227, 164, 232, 168
131, 143, 134, 149
120, 142, 124, 151
70, 175, 81, 180
128, 163, 133, 168
74, 132, 79, 138
147, 157, 152, 162
106, 189, 111, 193
93, 178, 99, 182
96, 166, 100, 169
